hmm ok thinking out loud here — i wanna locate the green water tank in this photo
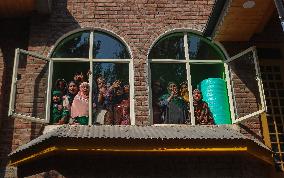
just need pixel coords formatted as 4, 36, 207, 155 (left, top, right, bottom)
198, 78, 231, 124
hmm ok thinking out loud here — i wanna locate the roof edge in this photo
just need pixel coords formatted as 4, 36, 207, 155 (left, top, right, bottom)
9, 139, 273, 167
203, 0, 230, 38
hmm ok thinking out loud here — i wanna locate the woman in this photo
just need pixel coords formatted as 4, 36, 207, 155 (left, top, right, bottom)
193, 89, 214, 125
71, 82, 90, 125
159, 82, 189, 124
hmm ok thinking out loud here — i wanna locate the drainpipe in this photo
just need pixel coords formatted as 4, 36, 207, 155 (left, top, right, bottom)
273, 0, 284, 31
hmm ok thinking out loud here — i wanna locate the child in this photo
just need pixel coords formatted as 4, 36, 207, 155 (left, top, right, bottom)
62, 81, 79, 111
50, 90, 69, 124
71, 82, 90, 125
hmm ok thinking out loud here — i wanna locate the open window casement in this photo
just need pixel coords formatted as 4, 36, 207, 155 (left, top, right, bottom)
225, 46, 266, 124
9, 48, 53, 124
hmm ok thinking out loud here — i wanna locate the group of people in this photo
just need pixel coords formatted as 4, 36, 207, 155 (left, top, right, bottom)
51, 73, 214, 125
152, 80, 214, 125
50, 73, 130, 125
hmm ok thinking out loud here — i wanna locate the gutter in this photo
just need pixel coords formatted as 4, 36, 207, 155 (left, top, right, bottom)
273, 0, 284, 31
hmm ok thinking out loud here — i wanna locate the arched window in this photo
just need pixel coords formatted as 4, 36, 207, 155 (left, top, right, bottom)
148, 31, 232, 125
49, 30, 133, 125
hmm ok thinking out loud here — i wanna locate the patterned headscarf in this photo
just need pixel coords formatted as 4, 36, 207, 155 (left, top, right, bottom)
193, 89, 203, 102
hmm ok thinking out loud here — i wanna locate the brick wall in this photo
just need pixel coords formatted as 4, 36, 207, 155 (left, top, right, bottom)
2, 0, 279, 177
22, 0, 214, 125
1, 1, 216, 176
0, 19, 46, 178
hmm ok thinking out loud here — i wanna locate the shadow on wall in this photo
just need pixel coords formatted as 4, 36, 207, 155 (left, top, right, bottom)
0, 0, 80, 176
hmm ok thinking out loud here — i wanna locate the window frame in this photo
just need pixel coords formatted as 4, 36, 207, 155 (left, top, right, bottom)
8, 48, 52, 124
50, 30, 134, 125
225, 46, 267, 124
9, 29, 134, 125
148, 31, 236, 125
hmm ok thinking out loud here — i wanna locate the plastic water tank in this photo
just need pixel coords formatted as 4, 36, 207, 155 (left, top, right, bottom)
198, 78, 231, 124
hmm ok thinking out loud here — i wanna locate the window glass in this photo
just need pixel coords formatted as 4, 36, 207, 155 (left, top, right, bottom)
93, 32, 130, 59
51, 62, 90, 125
149, 33, 185, 59
150, 63, 190, 124
190, 64, 231, 125
92, 63, 130, 125
52, 31, 90, 58
148, 32, 231, 126
49, 30, 131, 125
187, 33, 224, 60
13, 52, 49, 120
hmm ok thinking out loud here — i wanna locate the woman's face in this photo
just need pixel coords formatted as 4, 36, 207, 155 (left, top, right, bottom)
168, 83, 177, 95
97, 78, 105, 89
52, 95, 61, 103
193, 91, 201, 101
81, 85, 89, 96
180, 84, 188, 93
58, 81, 65, 90
124, 85, 130, 94
68, 82, 78, 95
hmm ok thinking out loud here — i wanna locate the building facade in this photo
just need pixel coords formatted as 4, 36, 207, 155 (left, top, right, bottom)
0, 0, 284, 177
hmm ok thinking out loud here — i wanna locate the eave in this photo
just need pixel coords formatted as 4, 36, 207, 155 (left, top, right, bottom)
9, 125, 273, 167
204, 0, 276, 41
0, 0, 52, 18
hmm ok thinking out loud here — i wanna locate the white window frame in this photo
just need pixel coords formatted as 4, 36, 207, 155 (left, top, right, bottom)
225, 46, 266, 124
8, 48, 52, 124
9, 30, 134, 125
51, 30, 134, 125
148, 31, 236, 125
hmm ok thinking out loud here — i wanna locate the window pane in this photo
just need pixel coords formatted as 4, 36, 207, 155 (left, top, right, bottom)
191, 64, 230, 125
149, 33, 185, 59
51, 62, 90, 125
93, 32, 130, 59
14, 52, 49, 120
52, 31, 90, 58
150, 63, 190, 124
187, 33, 224, 60
228, 50, 262, 120
92, 63, 130, 125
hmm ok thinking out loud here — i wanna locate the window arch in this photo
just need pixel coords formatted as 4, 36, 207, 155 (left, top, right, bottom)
148, 31, 232, 125
49, 29, 134, 125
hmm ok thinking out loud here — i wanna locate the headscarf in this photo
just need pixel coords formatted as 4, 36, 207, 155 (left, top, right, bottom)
180, 81, 189, 103
192, 89, 214, 125
193, 89, 202, 104
71, 82, 89, 118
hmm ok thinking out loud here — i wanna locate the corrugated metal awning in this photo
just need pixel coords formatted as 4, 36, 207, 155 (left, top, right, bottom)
9, 125, 273, 166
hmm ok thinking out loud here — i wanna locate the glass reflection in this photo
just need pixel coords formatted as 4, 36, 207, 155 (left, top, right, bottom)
93, 32, 130, 59
92, 63, 130, 125
52, 31, 90, 58
149, 33, 185, 59
187, 34, 223, 60
151, 63, 190, 124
